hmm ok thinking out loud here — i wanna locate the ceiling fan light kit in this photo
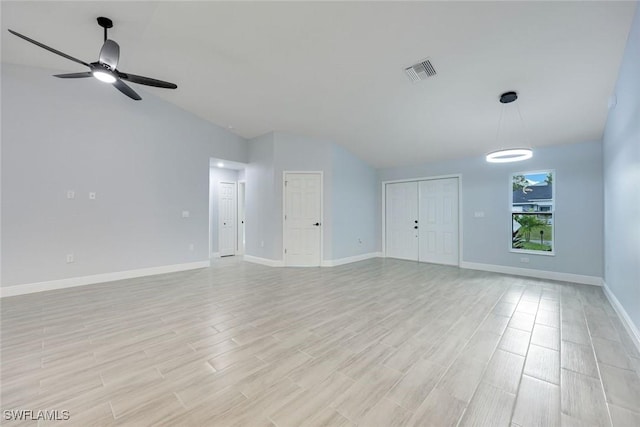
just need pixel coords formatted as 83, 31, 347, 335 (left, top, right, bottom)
92, 70, 116, 83
8, 17, 177, 101
486, 91, 533, 163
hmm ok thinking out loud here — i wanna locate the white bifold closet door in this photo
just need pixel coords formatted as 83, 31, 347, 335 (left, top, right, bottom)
385, 178, 459, 266
418, 178, 458, 266
385, 181, 419, 261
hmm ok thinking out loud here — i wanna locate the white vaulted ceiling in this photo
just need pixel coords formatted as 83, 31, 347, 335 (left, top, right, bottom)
1, 1, 635, 168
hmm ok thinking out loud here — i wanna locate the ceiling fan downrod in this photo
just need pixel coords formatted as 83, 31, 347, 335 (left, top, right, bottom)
97, 17, 113, 42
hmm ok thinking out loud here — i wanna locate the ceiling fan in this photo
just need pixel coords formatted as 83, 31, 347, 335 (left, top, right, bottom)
8, 17, 177, 101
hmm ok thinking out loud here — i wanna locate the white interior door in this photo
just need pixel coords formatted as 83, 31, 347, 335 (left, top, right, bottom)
284, 173, 322, 267
218, 182, 237, 257
419, 178, 459, 265
385, 181, 419, 261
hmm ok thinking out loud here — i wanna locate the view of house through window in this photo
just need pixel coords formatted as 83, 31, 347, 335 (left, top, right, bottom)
511, 170, 554, 254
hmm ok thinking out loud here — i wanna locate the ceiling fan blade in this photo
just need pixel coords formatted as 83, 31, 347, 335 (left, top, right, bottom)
113, 79, 141, 100
8, 29, 90, 68
54, 72, 93, 79
99, 39, 119, 69
118, 72, 177, 89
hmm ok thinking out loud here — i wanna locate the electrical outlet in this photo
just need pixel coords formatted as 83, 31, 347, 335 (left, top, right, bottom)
89, 192, 96, 200
474, 211, 485, 218
66, 254, 74, 263
520, 257, 529, 263
260, 240, 265, 248
66, 190, 75, 199
182, 210, 190, 218
189, 243, 194, 251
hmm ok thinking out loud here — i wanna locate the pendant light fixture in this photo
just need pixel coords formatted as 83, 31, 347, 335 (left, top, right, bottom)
486, 91, 533, 163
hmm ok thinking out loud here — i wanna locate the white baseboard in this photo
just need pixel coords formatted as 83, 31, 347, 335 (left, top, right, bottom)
210, 252, 221, 258
321, 252, 382, 267
460, 261, 603, 286
602, 281, 640, 354
0, 261, 210, 298
242, 255, 284, 267
243, 252, 382, 268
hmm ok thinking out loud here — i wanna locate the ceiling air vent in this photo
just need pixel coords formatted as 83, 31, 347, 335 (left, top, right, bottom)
404, 59, 437, 83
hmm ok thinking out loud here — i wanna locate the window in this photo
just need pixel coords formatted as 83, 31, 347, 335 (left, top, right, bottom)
511, 170, 554, 254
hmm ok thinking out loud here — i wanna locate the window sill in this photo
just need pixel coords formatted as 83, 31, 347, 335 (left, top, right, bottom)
510, 249, 555, 257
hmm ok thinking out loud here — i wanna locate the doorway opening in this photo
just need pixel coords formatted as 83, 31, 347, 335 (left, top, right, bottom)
209, 158, 246, 258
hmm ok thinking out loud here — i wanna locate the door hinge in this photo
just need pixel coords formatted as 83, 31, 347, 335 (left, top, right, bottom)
284, 214, 287, 220
284, 248, 287, 254
285, 181, 288, 186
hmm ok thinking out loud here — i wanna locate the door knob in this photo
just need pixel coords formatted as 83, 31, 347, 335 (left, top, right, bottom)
313, 222, 321, 226
414, 220, 418, 223
414, 226, 418, 229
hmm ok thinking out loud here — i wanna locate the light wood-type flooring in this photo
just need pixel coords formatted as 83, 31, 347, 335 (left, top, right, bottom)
1, 258, 640, 426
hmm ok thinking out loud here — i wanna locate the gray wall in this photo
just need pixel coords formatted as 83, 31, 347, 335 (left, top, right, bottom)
244, 131, 378, 262
378, 141, 604, 278
273, 132, 334, 260
209, 167, 240, 256
245, 133, 277, 259
1, 64, 247, 286
332, 144, 378, 259
603, 4, 640, 330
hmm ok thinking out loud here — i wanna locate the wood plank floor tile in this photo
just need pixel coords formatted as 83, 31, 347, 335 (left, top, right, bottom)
460, 330, 502, 364
386, 357, 446, 411
408, 388, 467, 427
458, 382, 516, 427
358, 397, 413, 427
560, 368, 610, 425
561, 340, 599, 378
435, 356, 487, 403
297, 407, 355, 427
531, 323, 560, 351
382, 338, 434, 373
270, 372, 354, 427
512, 375, 560, 427
509, 312, 536, 332
1, 259, 638, 426
331, 366, 401, 423
499, 328, 531, 356
592, 337, 634, 370
482, 349, 525, 394
599, 363, 640, 412
523, 344, 560, 385
609, 404, 640, 427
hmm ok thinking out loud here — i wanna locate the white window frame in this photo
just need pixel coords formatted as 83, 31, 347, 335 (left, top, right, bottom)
509, 169, 556, 256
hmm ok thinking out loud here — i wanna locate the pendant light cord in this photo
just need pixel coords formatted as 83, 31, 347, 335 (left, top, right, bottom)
516, 103, 529, 146
495, 104, 506, 148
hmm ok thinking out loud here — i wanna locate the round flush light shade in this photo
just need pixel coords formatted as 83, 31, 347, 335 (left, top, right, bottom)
92, 70, 116, 83
485, 148, 533, 163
